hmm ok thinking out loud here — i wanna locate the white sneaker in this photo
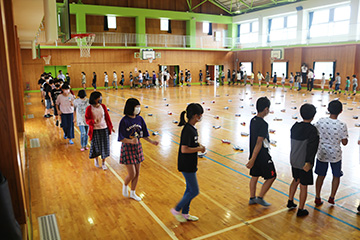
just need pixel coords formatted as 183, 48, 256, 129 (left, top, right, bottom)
94, 159, 100, 168
130, 192, 142, 201
102, 164, 108, 170
122, 185, 129, 197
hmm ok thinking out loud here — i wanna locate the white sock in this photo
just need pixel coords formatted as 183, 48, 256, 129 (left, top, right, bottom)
130, 190, 142, 201
122, 185, 128, 197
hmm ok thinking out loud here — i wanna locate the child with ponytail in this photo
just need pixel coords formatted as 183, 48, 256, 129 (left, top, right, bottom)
171, 103, 206, 222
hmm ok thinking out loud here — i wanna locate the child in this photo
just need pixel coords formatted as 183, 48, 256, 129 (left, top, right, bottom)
265, 72, 270, 88
119, 71, 125, 89
335, 72, 341, 94
180, 70, 184, 86
74, 90, 90, 151
227, 69, 231, 85
257, 71, 264, 87
289, 72, 294, 90
92, 72, 97, 91
104, 72, 109, 90
358, 134, 360, 212
145, 70, 150, 88
206, 70, 210, 85
281, 73, 286, 90
187, 70, 192, 86
243, 71, 247, 85
220, 70, 225, 85
199, 70, 203, 86
85, 91, 114, 170
287, 103, 319, 217
232, 70, 236, 85
51, 81, 62, 126
352, 74, 358, 96
307, 69, 314, 92
273, 72, 277, 88
246, 97, 276, 206
344, 76, 350, 96
56, 84, 75, 144
138, 70, 143, 88
81, 72, 86, 90
118, 98, 159, 201
250, 72, 255, 86
173, 71, 177, 87
171, 103, 205, 222
43, 77, 53, 118
321, 73, 326, 93
314, 100, 348, 205
236, 70, 241, 85
152, 71, 156, 86
328, 74, 333, 94
65, 73, 71, 85
112, 71, 118, 90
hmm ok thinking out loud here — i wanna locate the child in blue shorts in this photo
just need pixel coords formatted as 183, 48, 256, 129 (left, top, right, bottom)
314, 100, 348, 205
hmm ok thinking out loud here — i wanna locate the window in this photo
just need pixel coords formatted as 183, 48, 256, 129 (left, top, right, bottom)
107, 16, 116, 29
309, 5, 350, 38
203, 22, 210, 33
239, 21, 259, 44
160, 19, 169, 31
269, 15, 297, 42
271, 62, 288, 78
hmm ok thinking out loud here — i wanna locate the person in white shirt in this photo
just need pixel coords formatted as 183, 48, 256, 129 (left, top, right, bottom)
352, 74, 358, 96
250, 72, 254, 86
281, 73, 286, 90
236, 71, 241, 85
104, 72, 109, 90
307, 69, 314, 92
257, 71, 264, 87
301, 64, 308, 84
289, 72, 294, 90
335, 72, 341, 94
57, 70, 65, 81
314, 100, 348, 206
112, 71, 118, 90
321, 73, 326, 93
138, 70, 143, 88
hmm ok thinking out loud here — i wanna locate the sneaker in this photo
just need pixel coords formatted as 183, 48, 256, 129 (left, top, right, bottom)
315, 197, 323, 206
170, 208, 187, 223
255, 197, 271, 206
69, 139, 74, 144
80, 148, 85, 151
328, 197, 335, 204
122, 185, 129, 197
249, 197, 257, 205
297, 209, 309, 217
287, 200, 297, 209
48, 114, 53, 117
85, 147, 89, 150
94, 159, 100, 168
44, 115, 50, 118
130, 192, 142, 201
182, 214, 199, 221
102, 164, 108, 170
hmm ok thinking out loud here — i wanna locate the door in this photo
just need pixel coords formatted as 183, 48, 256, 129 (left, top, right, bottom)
44, 65, 68, 78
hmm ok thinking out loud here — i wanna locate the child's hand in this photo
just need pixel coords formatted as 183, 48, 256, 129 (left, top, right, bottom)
200, 144, 206, 153
246, 159, 255, 169
303, 163, 312, 172
111, 128, 115, 133
358, 140, 360, 145
130, 138, 138, 144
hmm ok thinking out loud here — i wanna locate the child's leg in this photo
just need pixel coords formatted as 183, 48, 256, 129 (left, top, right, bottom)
249, 177, 259, 198
130, 163, 141, 190
315, 175, 325, 199
175, 172, 199, 214
258, 177, 276, 198
330, 176, 340, 199
124, 164, 136, 187
299, 184, 308, 209
289, 179, 300, 201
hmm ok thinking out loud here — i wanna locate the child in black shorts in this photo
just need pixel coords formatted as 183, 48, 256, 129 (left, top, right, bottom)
287, 104, 319, 217
246, 97, 276, 207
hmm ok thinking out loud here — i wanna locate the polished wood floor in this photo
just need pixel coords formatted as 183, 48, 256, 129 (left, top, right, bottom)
25, 84, 360, 240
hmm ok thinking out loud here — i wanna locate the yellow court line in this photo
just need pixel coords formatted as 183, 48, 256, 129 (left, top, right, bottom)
74, 127, 179, 240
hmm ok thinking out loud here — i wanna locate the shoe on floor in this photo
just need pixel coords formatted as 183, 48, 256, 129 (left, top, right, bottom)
249, 197, 257, 205
64, 134, 67, 139
130, 192, 142, 201
297, 209, 309, 217
170, 208, 187, 222
287, 200, 297, 209
357, 205, 360, 212
94, 159, 100, 168
255, 197, 271, 206
80, 148, 85, 151
182, 214, 199, 221
85, 147, 89, 150
44, 115, 50, 118
328, 197, 335, 204
69, 139, 74, 144
102, 164, 108, 170
56, 120, 59, 126
315, 197, 323, 206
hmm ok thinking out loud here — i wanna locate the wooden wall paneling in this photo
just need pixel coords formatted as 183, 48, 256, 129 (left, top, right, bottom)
15, 28, 25, 133
355, 45, 360, 80
0, 0, 26, 224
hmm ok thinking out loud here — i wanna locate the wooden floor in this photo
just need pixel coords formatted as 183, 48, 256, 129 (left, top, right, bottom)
25, 84, 360, 240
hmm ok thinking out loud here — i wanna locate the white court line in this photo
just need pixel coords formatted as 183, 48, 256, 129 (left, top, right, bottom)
73, 128, 179, 240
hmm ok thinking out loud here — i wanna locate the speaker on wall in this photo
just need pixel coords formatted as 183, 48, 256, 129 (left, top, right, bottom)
296, 6, 303, 11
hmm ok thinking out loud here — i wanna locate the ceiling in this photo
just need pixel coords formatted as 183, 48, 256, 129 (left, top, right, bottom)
211, 0, 301, 14
12, 0, 44, 47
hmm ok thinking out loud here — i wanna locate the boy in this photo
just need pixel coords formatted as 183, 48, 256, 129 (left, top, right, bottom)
246, 97, 276, 207
199, 70, 203, 86
321, 73, 326, 93
273, 72, 277, 88
43, 77, 53, 118
287, 104, 319, 217
334, 72, 341, 94
51, 80, 63, 126
65, 72, 70, 85
314, 100, 348, 205
112, 71, 118, 90
344, 76, 350, 96
352, 74, 358, 96
328, 74, 333, 94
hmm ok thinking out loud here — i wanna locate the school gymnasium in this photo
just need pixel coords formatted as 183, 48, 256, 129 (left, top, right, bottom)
1, 0, 360, 239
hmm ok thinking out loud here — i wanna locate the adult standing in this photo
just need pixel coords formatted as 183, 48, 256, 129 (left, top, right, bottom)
57, 70, 66, 81
301, 64, 308, 84
307, 69, 314, 91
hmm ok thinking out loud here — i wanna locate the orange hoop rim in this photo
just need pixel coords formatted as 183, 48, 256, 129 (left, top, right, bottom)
71, 33, 95, 39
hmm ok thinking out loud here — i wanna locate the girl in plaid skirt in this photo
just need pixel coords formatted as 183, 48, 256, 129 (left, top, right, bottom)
118, 98, 159, 201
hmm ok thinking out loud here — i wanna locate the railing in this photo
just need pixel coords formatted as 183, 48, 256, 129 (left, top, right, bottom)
36, 24, 360, 50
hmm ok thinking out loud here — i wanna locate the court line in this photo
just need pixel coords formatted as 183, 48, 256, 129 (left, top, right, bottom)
102, 94, 360, 231
73, 127, 179, 240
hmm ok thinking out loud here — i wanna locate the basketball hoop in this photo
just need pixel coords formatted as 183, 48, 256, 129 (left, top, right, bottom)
42, 55, 51, 65
147, 57, 154, 63
71, 33, 95, 58
270, 57, 278, 64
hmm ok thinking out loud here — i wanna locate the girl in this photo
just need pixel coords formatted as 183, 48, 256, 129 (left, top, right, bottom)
250, 72, 254, 86
81, 72, 86, 89
273, 72, 277, 88
118, 98, 159, 201
328, 74, 334, 94
265, 72, 270, 88
206, 70, 210, 85
187, 70, 192, 86
281, 73, 286, 90
112, 71, 118, 90
289, 72, 294, 90
74, 90, 90, 151
171, 103, 205, 222
138, 70, 143, 88
85, 91, 114, 170
56, 84, 75, 144
236, 70, 241, 85
173, 71, 177, 87
104, 72, 109, 90
321, 73, 326, 93
152, 71, 157, 86
257, 71, 264, 87
352, 74, 358, 96
180, 70, 184, 86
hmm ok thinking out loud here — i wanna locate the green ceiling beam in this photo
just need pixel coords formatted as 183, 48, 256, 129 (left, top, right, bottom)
191, 0, 208, 11
230, 0, 233, 12
251, 0, 254, 8
186, 0, 192, 11
209, 0, 232, 15
239, 0, 251, 9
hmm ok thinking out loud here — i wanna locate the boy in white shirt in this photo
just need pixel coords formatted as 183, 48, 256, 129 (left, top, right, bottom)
104, 72, 109, 90
321, 73, 326, 93
112, 71, 118, 90
314, 100, 348, 206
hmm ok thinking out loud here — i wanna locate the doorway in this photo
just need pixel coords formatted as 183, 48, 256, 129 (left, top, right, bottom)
44, 65, 68, 78
206, 65, 224, 82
